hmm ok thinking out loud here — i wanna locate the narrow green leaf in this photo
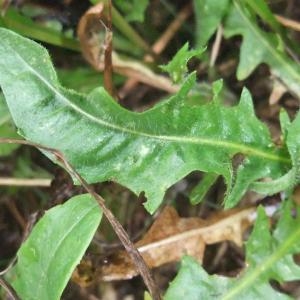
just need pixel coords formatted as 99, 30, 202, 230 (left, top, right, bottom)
114, 0, 149, 22
245, 0, 281, 33
0, 8, 79, 51
11, 194, 102, 300
285, 106, 300, 186
223, 1, 300, 98
0, 28, 291, 213
279, 110, 291, 142
160, 42, 205, 83
193, 0, 230, 47
165, 202, 300, 299
190, 173, 218, 205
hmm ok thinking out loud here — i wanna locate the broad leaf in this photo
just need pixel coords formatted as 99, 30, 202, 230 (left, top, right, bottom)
11, 194, 102, 300
224, 1, 300, 98
165, 201, 300, 299
0, 28, 292, 213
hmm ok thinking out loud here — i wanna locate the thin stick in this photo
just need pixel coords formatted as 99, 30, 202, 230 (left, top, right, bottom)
0, 138, 161, 300
120, 3, 192, 97
0, 177, 51, 187
0, 277, 20, 300
5, 200, 27, 230
210, 25, 223, 67
276, 14, 300, 32
103, 0, 114, 97
151, 3, 192, 56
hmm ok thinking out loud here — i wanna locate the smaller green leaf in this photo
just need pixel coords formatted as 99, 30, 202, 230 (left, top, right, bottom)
114, 0, 149, 22
245, 0, 281, 33
223, 1, 300, 98
190, 173, 218, 205
160, 42, 205, 83
165, 201, 300, 299
0, 7, 79, 51
212, 79, 224, 104
165, 256, 230, 300
193, 0, 230, 47
279, 110, 291, 142
11, 194, 102, 300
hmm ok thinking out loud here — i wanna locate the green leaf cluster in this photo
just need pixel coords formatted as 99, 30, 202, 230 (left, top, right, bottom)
165, 201, 300, 299
1, 0, 300, 297
194, 0, 300, 98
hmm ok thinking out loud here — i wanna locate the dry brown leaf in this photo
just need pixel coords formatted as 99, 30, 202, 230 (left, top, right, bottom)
77, 3, 107, 69
269, 78, 287, 105
77, 3, 178, 93
73, 206, 256, 285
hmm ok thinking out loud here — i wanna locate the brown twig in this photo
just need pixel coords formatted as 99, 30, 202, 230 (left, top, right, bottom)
0, 138, 161, 300
0, 277, 20, 300
120, 3, 192, 98
103, 0, 115, 97
275, 14, 300, 32
146, 3, 193, 59
210, 25, 223, 68
5, 200, 27, 231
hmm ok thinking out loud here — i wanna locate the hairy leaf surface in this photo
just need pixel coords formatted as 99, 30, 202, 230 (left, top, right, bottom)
0, 28, 291, 213
11, 194, 102, 300
165, 202, 300, 299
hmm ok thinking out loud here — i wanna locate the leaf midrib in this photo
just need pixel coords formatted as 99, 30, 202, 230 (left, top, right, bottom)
221, 219, 300, 300
34, 202, 98, 299
234, 0, 300, 87
8, 41, 290, 164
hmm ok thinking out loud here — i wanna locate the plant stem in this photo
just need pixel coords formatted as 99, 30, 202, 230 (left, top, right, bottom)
0, 277, 20, 300
111, 5, 152, 54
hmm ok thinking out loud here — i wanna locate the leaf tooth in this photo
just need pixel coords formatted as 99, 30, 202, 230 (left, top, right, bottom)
238, 88, 255, 115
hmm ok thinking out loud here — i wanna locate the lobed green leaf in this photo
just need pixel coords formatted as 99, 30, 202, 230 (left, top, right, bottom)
224, 1, 300, 98
0, 28, 292, 213
165, 201, 300, 299
160, 42, 205, 83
